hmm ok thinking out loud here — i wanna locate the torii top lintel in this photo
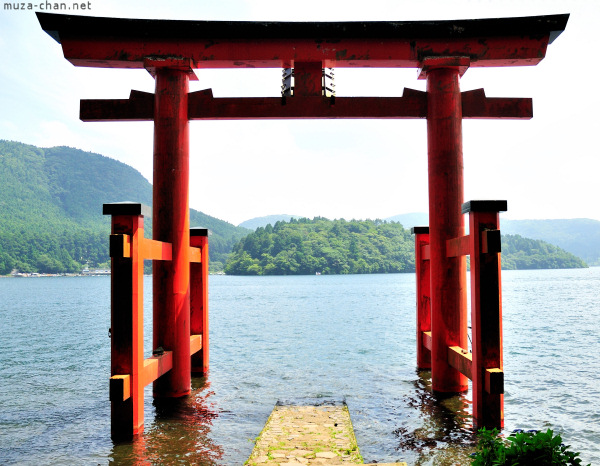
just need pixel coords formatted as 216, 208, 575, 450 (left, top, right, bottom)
37, 12, 568, 70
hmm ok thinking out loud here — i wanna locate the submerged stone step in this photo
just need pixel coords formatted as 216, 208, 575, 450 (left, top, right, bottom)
246, 403, 407, 465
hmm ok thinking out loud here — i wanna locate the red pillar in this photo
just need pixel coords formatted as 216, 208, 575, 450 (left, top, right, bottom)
152, 68, 191, 397
412, 226, 431, 369
466, 200, 506, 428
190, 227, 209, 375
104, 202, 150, 440
425, 66, 468, 393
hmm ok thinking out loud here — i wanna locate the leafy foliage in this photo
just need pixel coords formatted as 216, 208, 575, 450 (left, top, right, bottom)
0, 140, 588, 275
225, 217, 416, 275
502, 218, 600, 266
501, 234, 587, 270
471, 428, 589, 466
0, 140, 249, 274
226, 220, 587, 276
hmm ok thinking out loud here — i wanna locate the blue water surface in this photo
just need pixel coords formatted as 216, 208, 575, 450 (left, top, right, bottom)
0, 269, 598, 465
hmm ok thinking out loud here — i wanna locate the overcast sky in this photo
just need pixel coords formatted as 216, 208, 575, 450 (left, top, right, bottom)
1, 0, 597, 226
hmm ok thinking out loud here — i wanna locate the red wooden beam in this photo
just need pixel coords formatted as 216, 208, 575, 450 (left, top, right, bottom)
462, 89, 532, 119
190, 334, 202, 356
109, 374, 130, 402
81, 86, 532, 122
189, 246, 202, 263
81, 88, 429, 121
110, 335, 204, 403
447, 346, 472, 380
143, 351, 174, 387
142, 238, 173, 262
446, 235, 470, 258
37, 13, 568, 69
422, 331, 432, 351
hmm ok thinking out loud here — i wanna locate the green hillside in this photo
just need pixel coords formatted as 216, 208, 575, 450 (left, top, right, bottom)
0, 140, 249, 274
225, 218, 415, 275
502, 218, 600, 266
225, 218, 587, 275
501, 234, 587, 270
386, 212, 600, 266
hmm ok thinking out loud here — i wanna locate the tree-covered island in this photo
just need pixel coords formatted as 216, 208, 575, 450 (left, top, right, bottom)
225, 218, 587, 275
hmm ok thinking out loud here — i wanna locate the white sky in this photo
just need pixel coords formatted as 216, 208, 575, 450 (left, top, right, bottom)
0, 0, 598, 226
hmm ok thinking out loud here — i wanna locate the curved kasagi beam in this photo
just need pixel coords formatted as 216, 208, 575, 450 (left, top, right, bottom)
37, 12, 569, 70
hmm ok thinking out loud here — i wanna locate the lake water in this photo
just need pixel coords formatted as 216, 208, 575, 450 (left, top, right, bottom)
0, 268, 598, 465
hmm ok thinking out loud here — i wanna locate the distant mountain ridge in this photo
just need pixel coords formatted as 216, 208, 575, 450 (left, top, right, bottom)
0, 140, 249, 273
501, 218, 600, 266
238, 214, 303, 230
384, 212, 600, 265
225, 218, 586, 275
240, 211, 599, 266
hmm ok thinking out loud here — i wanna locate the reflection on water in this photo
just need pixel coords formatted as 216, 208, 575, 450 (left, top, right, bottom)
395, 371, 477, 465
2, 270, 599, 465
109, 377, 223, 465
106, 370, 478, 466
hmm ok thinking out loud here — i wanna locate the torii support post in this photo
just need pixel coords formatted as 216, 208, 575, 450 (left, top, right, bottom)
190, 228, 209, 375
412, 200, 506, 428
412, 226, 431, 370
103, 202, 209, 439
465, 200, 506, 429
422, 59, 469, 394
105, 202, 149, 441
152, 66, 192, 398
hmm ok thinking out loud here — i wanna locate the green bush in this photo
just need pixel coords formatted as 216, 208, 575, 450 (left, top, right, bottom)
471, 428, 589, 465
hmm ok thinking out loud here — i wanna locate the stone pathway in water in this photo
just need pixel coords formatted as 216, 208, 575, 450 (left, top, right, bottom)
246, 404, 406, 466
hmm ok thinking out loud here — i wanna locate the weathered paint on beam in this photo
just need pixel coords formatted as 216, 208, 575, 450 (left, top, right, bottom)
462, 89, 532, 119
447, 345, 472, 380
37, 12, 568, 69
446, 235, 470, 258
81, 87, 533, 122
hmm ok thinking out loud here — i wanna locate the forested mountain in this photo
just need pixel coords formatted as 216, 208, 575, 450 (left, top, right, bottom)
0, 140, 249, 274
501, 234, 587, 270
501, 218, 600, 266
386, 212, 600, 266
225, 218, 415, 275
225, 218, 587, 275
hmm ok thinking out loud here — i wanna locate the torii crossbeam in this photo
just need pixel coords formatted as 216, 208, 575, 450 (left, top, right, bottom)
38, 12, 568, 441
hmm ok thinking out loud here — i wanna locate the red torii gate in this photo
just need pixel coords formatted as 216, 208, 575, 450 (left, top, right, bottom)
37, 12, 568, 441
